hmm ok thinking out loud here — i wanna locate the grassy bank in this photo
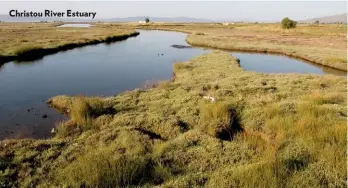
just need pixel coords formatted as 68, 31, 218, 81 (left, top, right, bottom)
1, 51, 346, 187
134, 23, 347, 71
0, 23, 139, 63
1, 23, 346, 70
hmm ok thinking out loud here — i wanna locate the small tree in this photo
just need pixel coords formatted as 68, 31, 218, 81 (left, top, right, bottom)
145, 18, 150, 23
314, 20, 320, 25
281, 17, 297, 29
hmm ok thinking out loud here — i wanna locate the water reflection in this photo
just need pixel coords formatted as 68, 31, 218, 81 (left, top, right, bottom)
231, 52, 346, 76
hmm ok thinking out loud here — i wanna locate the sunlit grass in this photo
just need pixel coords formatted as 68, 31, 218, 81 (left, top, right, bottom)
1, 50, 346, 187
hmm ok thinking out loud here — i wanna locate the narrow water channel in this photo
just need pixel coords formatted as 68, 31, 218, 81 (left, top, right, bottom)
0, 30, 345, 139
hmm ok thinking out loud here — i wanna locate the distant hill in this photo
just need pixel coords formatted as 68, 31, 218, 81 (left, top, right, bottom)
103, 16, 213, 23
0, 14, 213, 23
300, 13, 347, 24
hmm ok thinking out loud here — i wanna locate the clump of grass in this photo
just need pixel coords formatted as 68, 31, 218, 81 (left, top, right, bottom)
157, 80, 173, 89
70, 97, 93, 126
46, 95, 73, 112
194, 32, 204, 35
57, 151, 150, 187
49, 96, 113, 133
207, 162, 278, 188
141, 80, 173, 90
55, 121, 81, 138
173, 62, 193, 73
86, 97, 111, 116
69, 96, 110, 131
151, 162, 173, 185
235, 58, 240, 63
276, 140, 312, 172
55, 121, 71, 138
199, 102, 240, 140
306, 92, 346, 105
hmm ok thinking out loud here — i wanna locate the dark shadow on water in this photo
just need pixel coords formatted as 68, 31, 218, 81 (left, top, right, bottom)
0, 32, 139, 64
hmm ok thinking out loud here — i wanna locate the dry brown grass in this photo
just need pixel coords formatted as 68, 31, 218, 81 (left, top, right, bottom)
0, 23, 137, 57
132, 23, 347, 70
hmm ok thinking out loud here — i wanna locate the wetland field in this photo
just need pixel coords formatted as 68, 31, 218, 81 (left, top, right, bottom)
0, 22, 346, 187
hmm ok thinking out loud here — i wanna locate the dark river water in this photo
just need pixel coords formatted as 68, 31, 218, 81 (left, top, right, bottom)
0, 30, 345, 139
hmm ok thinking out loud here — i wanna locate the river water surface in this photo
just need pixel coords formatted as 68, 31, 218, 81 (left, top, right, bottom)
0, 30, 345, 139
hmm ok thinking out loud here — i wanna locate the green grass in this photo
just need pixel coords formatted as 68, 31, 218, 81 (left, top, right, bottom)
1, 51, 346, 187
199, 102, 237, 140
173, 62, 193, 72
57, 150, 150, 187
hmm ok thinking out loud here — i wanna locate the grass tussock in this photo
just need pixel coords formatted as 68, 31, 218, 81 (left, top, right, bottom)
173, 62, 193, 73
194, 32, 205, 35
70, 97, 93, 126
199, 102, 241, 140
49, 95, 116, 137
57, 151, 150, 187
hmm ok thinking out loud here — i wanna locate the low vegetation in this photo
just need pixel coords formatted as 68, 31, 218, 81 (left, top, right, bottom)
1, 51, 346, 187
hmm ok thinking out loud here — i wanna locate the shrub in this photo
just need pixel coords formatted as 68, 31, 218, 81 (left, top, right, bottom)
145, 18, 150, 23
281, 17, 297, 29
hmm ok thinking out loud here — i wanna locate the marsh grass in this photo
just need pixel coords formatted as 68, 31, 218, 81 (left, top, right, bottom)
0, 23, 138, 62
51, 96, 115, 137
14, 46, 43, 56
134, 23, 346, 70
2, 51, 346, 187
325, 57, 347, 64
55, 121, 71, 138
173, 62, 193, 72
57, 151, 150, 187
70, 97, 92, 126
199, 102, 235, 140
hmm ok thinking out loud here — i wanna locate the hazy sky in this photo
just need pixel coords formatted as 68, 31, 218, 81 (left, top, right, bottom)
0, 1, 346, 21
